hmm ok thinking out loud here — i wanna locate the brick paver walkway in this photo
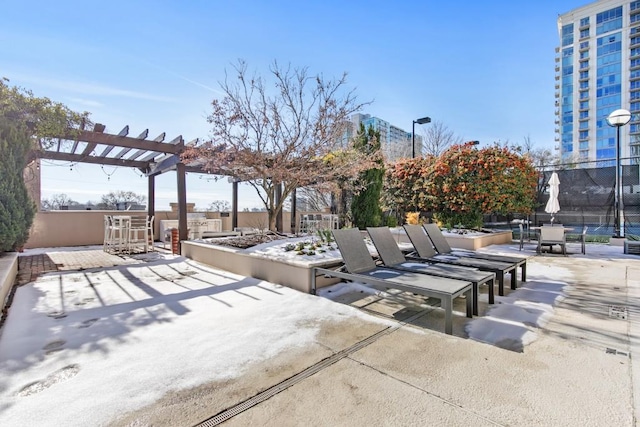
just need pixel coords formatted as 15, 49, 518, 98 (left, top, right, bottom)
16, 249, 157, 285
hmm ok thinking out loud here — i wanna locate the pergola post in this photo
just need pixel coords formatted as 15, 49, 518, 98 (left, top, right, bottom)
147, 174, 155, 221
290, 187, 297, 233
232, 180, 238, 230
275, 182, 283, 232
176, 163, 188, 245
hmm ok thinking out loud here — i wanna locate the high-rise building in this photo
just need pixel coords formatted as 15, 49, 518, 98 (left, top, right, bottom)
557, 0, 640, 165
349, 113, 422, 161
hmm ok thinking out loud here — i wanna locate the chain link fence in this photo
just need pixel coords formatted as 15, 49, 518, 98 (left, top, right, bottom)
509, 157, 640, 238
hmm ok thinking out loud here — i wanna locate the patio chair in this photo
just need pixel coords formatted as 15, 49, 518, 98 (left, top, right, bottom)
537, 226, 566, 255
367, 227, 495, 315
312, 228, 473, 335
422, 223, 527, 282
580, 226, 588, 255
403, 224, 517, 297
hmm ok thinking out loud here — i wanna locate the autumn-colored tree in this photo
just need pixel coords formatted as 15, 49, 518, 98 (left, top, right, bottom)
424, 142, 538, 228
182, 60, 374, 231
383, 142, 537, 229
381, 156, 434, 223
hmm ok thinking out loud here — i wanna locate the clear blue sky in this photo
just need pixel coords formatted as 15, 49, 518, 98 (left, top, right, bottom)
1, 0, 589, 210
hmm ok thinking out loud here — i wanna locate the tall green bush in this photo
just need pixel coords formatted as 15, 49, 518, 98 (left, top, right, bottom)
0, 119, 36, 251
0, 79, 88, 252
351, 124, 384, 229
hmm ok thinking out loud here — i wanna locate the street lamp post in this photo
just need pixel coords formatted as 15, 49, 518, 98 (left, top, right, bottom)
606, 108, 632, 238
412, 116, 431, 158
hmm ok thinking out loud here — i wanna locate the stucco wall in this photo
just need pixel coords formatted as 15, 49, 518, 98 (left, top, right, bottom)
24, 210, 308, 249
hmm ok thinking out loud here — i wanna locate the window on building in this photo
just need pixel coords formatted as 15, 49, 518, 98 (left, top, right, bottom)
596, 7, 622, 35
562, 23, 574, 46
580, 17, 590, 27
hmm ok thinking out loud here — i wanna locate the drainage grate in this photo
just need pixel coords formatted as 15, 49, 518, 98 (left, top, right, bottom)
195, 308, 430, 427
608, 305, 627, 320
606, 347, 629, 356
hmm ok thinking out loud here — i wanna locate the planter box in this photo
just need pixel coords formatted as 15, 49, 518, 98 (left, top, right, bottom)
443, 230, 514, 251
0, 252, 18, 312
181, 241, 342, 293
390, 228, 513, 251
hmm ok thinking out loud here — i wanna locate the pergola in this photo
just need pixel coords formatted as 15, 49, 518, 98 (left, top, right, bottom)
27, 122, 285, 246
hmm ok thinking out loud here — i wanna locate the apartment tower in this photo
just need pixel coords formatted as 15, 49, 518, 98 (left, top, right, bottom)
557, 0, 640, 165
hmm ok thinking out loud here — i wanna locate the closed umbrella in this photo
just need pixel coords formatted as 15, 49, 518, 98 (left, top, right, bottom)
545, 172, 560, 224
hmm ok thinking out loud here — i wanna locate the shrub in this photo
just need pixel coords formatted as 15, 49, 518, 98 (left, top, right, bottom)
0, 119, 36, 251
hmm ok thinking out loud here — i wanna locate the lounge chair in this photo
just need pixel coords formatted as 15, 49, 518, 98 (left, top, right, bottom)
311, 228, 473, 335
422, 223, 527, 282
537, 225, 566, 255
403, 224, 517, 296
367, 227, 496, 316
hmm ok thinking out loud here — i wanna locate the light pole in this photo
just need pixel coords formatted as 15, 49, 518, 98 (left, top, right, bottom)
412, 116, 431, 158
606, 108, 632, 238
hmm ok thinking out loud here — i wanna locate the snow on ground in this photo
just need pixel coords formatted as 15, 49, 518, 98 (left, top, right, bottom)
0, 237, 631, 425
0, 254, 392, 427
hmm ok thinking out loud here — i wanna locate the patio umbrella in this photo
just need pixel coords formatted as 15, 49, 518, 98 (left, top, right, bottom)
545, 172, 560, 224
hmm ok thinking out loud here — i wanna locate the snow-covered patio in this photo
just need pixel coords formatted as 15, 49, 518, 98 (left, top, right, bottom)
1, 242, 639, 426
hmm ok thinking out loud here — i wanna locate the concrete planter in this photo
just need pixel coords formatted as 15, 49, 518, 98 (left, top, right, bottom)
443, 230, 514, 250
0, 252, 18, 312
181, 241, 342, 293
392, 228, 513, 251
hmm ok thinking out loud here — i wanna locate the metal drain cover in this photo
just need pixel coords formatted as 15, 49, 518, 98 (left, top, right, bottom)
608, 305, 627, 320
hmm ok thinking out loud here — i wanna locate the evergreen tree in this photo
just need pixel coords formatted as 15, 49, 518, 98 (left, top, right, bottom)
0, 78, 87, 252
351, 123, 384, 229
0, 118, 36, 251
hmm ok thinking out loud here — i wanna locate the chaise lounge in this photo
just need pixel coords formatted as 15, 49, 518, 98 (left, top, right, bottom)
311, 228, 473, 335
422, 223, 528, 282
403, 224, 518, 296
366, 226, 496, 316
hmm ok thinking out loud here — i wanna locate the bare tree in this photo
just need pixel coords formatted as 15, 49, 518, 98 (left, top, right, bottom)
97, 190, 145, 209
41, 193, 77, 210
520, 134, 560, 170
420, 120, 463, 157
206, 200, 231, 212
182, 60, 377, 231
296, 186, 332, 212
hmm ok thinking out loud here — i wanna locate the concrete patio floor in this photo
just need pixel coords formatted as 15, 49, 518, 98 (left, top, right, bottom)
2, 241, 640, 426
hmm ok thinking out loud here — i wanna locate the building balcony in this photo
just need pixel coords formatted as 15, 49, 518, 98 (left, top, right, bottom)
555, 66, 560, 72
579, 43, 589, 52
578, 56, 589, 62
555, 75, 560, 81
